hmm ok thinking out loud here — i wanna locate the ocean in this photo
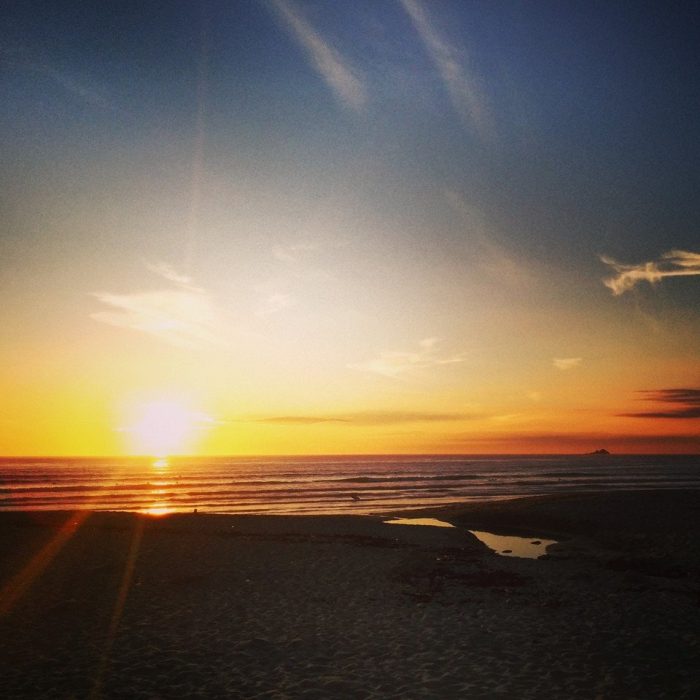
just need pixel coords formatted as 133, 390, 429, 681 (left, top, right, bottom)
1, 454, 698, 515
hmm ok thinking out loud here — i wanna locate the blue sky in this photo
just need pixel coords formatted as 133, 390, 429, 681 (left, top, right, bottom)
3, 1, 699, 259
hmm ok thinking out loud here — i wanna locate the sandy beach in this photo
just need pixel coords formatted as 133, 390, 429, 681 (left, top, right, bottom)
1, 490, 698, 698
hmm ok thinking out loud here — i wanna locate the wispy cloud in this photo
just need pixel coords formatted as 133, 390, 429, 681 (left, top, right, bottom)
444, 191, 533, 286
553, 357, 582, 371
600, 249, 700, 295
145, 261, 203, 292
256, 292, 296, 316
268, 0, 367, 111
1, 45, 111, 110
618, 389, 700, 419
247, 410, 474, 426
272, 242, 320, 263
252, 416, 348, 425
399, 0, 491, 137
349, 338, 466, 378
91, 262, 217, 348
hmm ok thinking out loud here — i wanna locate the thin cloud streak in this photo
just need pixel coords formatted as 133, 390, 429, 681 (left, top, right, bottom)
256, 293, 296, 316
619, 389, 700, 419
268, 0, 367, 111
601, 249, 700, 295
444, 191, 534, 286
146, 262, 203, 292
349, 338, 466, 378
91, 263, 217, 348
272, 243, 319, 263
253, 416, 349, 425
246, 411, 475, 426
400, 0, 491, 137
553, 357, 582, 371
1, 46, 112, 110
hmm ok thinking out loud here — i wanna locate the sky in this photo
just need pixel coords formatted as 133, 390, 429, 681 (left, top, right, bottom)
1, 0, 699, 455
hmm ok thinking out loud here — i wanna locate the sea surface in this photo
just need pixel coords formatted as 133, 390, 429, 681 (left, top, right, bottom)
1, 455, 698, 515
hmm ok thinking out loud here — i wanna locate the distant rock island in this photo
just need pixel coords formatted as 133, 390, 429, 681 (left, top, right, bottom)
586, 449, 610, 455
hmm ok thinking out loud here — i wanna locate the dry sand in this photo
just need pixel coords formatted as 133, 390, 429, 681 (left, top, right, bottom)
0, 490, 698, 698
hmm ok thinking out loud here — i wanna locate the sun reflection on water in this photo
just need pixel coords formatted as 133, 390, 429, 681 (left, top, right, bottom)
144, 504, 171, 517
146, 457, 172, 514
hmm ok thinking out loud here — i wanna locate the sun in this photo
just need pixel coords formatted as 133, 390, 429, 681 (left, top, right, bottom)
128, 399, 202, 457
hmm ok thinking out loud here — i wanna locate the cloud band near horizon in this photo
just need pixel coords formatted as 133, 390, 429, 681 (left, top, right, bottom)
239, 410, 476, 426
618, 389, 700, 419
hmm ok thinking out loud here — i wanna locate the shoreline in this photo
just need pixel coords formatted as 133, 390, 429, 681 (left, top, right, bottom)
1, 490, 698, 698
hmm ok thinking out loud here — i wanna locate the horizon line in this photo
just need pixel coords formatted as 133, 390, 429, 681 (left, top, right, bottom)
1, 452, 697, 459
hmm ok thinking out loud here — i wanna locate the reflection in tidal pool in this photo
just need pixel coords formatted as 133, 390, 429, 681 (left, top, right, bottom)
384, 518, 455, 528
469, 530, 557, 559
144, 459, 172, 514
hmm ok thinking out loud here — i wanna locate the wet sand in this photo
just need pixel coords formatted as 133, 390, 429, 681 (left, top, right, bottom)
1, 490, 698, 698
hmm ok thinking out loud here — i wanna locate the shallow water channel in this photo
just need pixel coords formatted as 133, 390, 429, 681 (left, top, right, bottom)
384, 518, 557, 559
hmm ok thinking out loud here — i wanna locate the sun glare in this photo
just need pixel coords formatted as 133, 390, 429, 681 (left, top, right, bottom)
128, 399, 203, 457
144, 504, 172, 517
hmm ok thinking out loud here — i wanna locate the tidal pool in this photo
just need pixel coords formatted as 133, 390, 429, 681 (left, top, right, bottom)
469, 530, 557, 559
383, 519, 557, 559
384, 518, 455, 528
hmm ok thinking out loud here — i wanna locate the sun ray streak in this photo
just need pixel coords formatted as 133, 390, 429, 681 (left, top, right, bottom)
0, 511, 90, 618
185, 1, 209, 273
90, 517, 146, 698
